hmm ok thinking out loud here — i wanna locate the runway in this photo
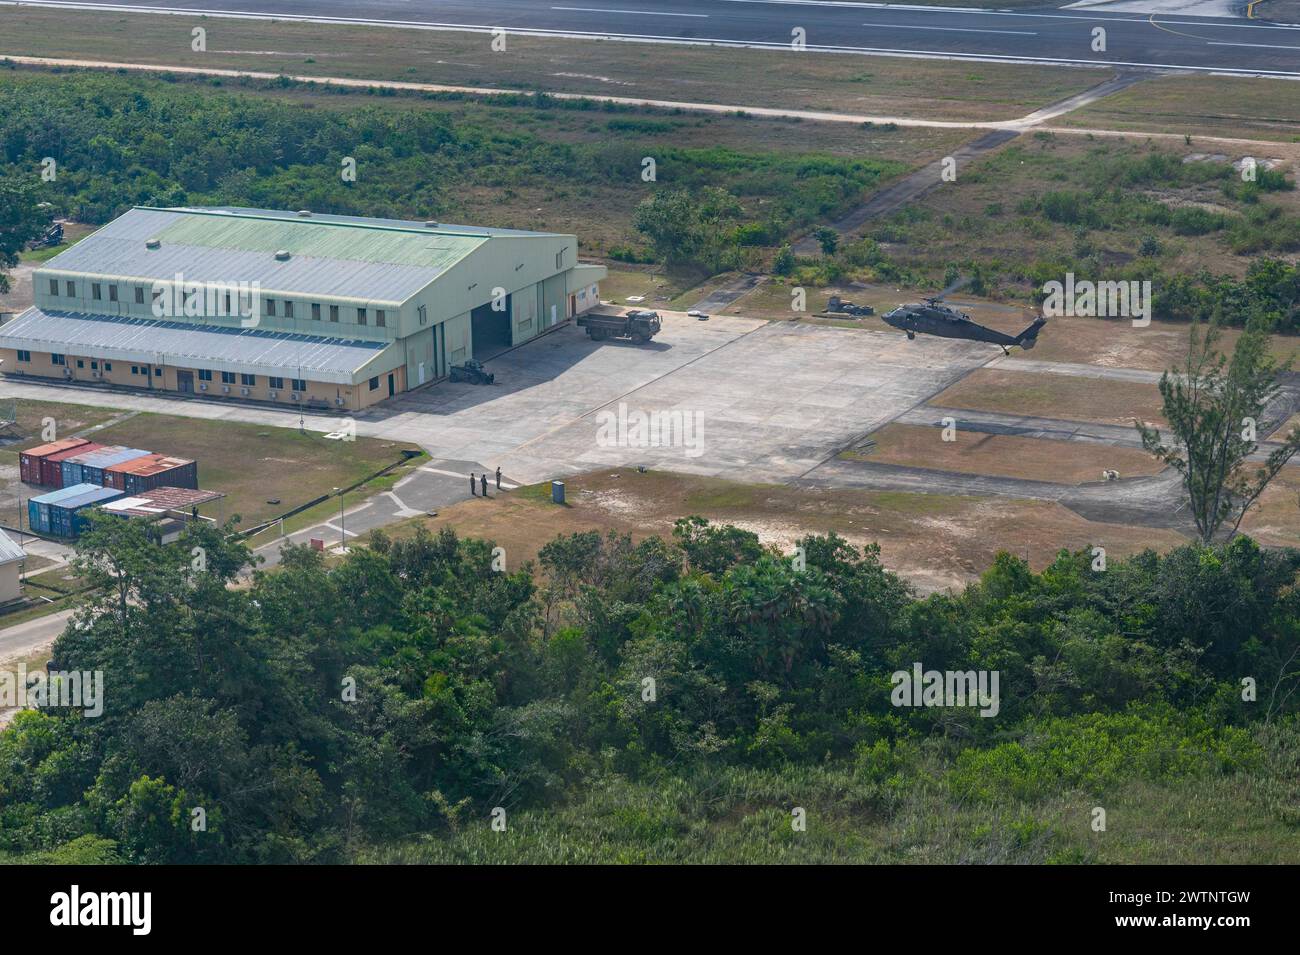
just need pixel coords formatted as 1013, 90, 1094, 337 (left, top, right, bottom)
6, 0, 1300, 77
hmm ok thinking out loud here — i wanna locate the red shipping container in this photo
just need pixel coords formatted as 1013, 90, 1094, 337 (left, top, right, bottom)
41, 442, 104, 489
19, 438, 90, 485
105, 454, 198, 494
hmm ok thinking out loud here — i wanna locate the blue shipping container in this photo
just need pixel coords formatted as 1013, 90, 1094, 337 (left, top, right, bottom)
29, 483, 123, 538
29, 484, 99, 535
62, 446, 151, 487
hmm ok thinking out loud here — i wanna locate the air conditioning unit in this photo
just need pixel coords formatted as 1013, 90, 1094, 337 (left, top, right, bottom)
63, 369, 72, 378
198, 382, 208, 391
268, 390, 278, 399
290, 392, 301, 402
334, 397, 345, 406
240, 387, 250, 396
92, 372, 101, 379
221, 385, 230, 394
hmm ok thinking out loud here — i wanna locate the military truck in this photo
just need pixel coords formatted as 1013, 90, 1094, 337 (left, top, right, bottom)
449, 358, 494, 384
577, 309, 661, 344
826, 295, 874, 317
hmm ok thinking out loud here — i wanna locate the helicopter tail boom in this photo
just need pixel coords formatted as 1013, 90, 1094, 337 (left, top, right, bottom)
1015, 317, 1047, 350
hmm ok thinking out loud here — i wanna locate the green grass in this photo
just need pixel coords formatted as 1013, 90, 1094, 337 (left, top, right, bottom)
0, 399, 125, 464
360, 719, 1300, 863
67, 413, 420, 530
245, 456, 424, 546
22, 566, 86, 595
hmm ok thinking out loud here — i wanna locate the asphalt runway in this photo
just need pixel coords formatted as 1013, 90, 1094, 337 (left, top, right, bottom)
8, 0, 1300, 76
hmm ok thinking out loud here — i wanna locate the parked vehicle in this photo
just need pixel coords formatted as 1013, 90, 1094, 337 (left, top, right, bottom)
449, 358, 495, 384
577, 309, 662, 344
826, 295, 874, 317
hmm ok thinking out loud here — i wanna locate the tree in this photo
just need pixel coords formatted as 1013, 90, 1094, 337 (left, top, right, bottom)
814, 227, 839, 257
1137, 316, 1300, 544
633, 187, 743, 273
0, 177, 50, 294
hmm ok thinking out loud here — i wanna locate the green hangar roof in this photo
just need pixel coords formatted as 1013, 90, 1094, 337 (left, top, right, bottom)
39, 207, 567, 304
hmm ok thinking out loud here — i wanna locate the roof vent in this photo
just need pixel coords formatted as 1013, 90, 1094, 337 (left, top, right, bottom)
145, 238, 161, 250
296, 209, 312, 217
274, 249, 291, 261
424, 220, 439, 228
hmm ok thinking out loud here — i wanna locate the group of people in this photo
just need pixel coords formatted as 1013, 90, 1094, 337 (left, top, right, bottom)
470, 466, 503, 497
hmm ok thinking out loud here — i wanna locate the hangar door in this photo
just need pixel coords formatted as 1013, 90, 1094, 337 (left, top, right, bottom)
470, 295, 512, 358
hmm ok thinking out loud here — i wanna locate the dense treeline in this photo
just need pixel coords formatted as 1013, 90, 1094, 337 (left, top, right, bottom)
0, 68, 895, 269
790, 140, 1300, 329
1, 513, 1296, 863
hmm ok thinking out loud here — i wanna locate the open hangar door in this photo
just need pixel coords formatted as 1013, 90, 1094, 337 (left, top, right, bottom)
470, 295, 512, 359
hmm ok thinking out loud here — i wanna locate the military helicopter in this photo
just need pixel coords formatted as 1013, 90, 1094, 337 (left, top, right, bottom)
882, 278, 1045, 353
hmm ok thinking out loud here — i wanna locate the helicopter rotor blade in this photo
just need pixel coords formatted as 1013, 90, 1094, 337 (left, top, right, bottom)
936, 275, 973, 300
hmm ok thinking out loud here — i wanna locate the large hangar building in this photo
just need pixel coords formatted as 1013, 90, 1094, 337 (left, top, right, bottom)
0, 206, 606, 410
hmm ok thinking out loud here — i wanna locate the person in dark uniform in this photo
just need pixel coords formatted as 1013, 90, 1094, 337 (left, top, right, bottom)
495, 466, 502, 490
480, 473, 489, 497
470, 472, 477, 496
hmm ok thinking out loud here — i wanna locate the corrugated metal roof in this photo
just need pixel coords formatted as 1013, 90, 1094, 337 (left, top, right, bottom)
40, 207, 491, 302
46, 441, 103, 464
22, 438, 90, 459
0, 308, 394, 384
66, 446, 151, 469
195, 206, 562, 238
103, 487, 223, 515
31, 483, 108, 506
0, 529, 24, 565
54, 485, 125, 509
108, 454, 193, 478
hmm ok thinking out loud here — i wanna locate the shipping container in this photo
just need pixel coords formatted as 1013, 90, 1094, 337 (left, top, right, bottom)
105, 454, 198, 494
19, 438, 90, 485
41, 442, 104, 488
61, 445, 152, 488
27, 483, 124, 538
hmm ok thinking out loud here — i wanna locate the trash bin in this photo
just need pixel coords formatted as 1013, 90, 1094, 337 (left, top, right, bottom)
551, 481, 565, 505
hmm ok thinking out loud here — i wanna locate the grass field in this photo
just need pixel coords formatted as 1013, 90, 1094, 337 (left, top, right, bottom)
0, 8, 1101, 122
0, 402, 421, 532
1005, 315, 1300, 371
869, 134, 1299, 293
930, 368, 1168, 428
0, 399, 125, 461
847, 423, 1165, 484
388, 467, 1186, 593
1057, 75, 1300, 142
364, 757, 1300, 864
1241, 466, 1300, 547
79, 413, 420, 530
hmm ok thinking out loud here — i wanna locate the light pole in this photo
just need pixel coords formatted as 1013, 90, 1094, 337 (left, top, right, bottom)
333, 486, 345, 551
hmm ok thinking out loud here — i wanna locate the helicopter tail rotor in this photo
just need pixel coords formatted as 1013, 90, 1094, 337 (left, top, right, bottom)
1015, 317, 1047, 350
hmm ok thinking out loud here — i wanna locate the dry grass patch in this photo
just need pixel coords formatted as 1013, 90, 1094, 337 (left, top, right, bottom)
392, 467, 1186, 593
1057, 75, 1300, 143
850, 423, 1164, 484
1240, 467, 1300, 547
931, 368, 1167, 427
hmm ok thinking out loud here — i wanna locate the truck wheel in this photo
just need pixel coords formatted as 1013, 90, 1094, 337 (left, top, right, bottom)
632, 333, 647, 345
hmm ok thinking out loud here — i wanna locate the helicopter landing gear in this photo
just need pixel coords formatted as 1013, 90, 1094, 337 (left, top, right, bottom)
906, 330, 915, 340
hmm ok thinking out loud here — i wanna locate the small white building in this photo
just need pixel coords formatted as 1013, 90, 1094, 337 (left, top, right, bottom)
0, 529, 24, 603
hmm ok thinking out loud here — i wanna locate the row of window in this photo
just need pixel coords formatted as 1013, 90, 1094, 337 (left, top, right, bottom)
193, 369, 305, 390
48, 280, 387, 327
15, 351, 313, 391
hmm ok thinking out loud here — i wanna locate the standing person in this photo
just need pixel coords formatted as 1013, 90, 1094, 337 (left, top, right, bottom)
470, 472, 477, 496
480, 473, 489, 497
495, 466, 502, 490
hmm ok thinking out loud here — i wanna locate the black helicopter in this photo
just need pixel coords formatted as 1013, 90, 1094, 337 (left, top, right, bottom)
882, 279, 1045, 353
